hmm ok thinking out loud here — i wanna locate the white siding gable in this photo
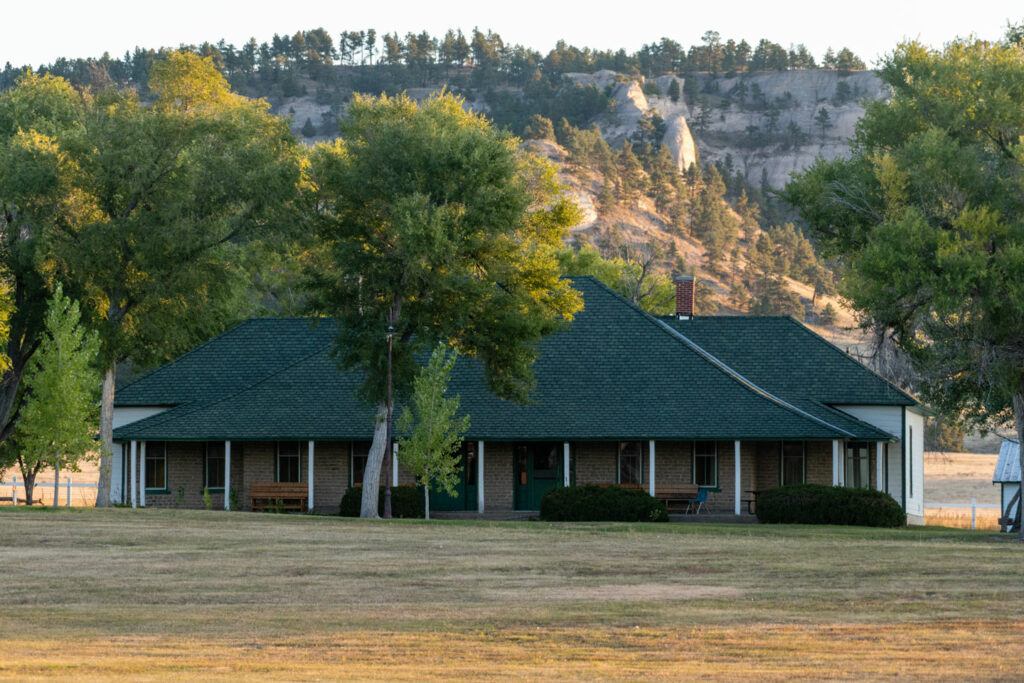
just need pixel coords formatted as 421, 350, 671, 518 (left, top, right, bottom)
832, 405, 903, 437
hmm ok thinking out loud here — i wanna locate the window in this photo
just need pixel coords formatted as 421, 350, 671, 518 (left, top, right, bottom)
462, 442, 477, 485
693, 442, 717, 487
845, 443, 870, 488
205, 442, 225, 490
277, 441, 301, 483
908, 426, 913, 497
145, 442, 167, 491
781, 441, 805, 486
618, 442, 642, 485
351, 441, 371, 486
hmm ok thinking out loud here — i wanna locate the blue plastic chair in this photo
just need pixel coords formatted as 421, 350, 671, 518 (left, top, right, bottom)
686, 488, 708, 514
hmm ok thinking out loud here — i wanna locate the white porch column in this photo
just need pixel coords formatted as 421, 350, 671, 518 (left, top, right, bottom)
224, 441, 232, 510
139, 442, 147, 507
307, 440, 315, 511
648, 440, 656, 496
563, 442, 570, 487
832, 440, 840, 486
130, 441, 138, 508
734, 440, 741, 516
392, 442, 399, 488
876, 442, 884, 492
477, 441, 485, 514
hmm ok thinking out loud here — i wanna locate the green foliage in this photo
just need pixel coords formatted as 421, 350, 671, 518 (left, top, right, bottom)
557, 243, 675, 314
924, 418, 966, 452
667, 78, 681, 103
755, 485, 906, 527
307, 91, 582, 405
820, 302, 838, 325
301, 116, 317, 137
396, 345, 470, 517
307, 91, 582, 516
783, 26, 1024, 454
813, 107, 832, 138
522, 114, 555, 141
539, 485, 668, 522
202, 487, 212, 510
13, 285, 100, 482
339, 485, 425, 518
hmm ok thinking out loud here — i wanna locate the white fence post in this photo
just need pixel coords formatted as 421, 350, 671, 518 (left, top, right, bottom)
971, 497, 977, 530
11, 476, 17, 506
66, 477, 72, 507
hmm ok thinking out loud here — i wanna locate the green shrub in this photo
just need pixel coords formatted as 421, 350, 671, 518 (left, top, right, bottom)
755, 484, 905, 527
539, 485, 668, 522
339, 485, 425, 518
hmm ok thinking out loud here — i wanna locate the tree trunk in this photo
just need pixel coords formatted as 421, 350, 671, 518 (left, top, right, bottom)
424, 484, 430, 521
23, 470, 35, 506
95, 364, 116, 507
359, 402, 389, 518
52, 458, 59, 509
1013, 392, 1024, 541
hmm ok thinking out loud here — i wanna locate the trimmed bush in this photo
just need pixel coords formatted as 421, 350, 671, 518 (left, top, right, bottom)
339, 485, 425, 519
755, 484, 905, 527
540, 485, 668, 522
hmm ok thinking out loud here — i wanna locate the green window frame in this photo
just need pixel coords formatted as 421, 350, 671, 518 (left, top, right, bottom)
617, 442, 643, 485
780, 441, 805, 486
276, 441, 302, 483
692, 442, 718, 487
204, 442, 225, 492
845, 442, 870, 489
350, 441, 371, 487
145, 442, 168, 493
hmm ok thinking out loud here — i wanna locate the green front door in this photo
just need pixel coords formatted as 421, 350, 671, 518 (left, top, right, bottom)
514, 442, 562, 510
429, 442, 478, 511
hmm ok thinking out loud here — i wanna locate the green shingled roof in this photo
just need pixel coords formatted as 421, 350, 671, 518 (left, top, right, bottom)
114, 277, 897, 443
660, 315, 916, 407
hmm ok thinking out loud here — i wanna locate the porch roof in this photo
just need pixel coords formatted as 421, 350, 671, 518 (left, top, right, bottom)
114, 277, 895, 443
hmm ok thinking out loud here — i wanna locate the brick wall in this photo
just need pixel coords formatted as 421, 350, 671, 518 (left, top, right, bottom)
655, 441, 691, 489
575, 442, 617, 484
483, 441, 513, 510
806, 441, 834, 485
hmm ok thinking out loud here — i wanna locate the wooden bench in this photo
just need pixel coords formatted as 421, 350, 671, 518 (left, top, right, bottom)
250, 482, 308, 512
653, 485, 701, 514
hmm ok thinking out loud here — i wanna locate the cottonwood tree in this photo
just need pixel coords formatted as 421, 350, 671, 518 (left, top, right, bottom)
12, 54, 302, 505
784, 26, 1024, 538
395, 345, 470, 520
0, 73, 84, 452
306, 92, 582, 518
6, 285, 99, 506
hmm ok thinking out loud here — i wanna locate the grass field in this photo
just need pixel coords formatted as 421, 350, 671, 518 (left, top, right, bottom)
1, 509, 1022, 680
924, 451, 1002, 530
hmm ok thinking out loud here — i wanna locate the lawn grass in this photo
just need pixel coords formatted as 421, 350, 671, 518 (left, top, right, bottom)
1, 508, 1021, 680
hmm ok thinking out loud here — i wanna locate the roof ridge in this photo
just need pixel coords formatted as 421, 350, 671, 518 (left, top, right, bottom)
115, 318, 260, 399
653, 318, 856, 438
117, 336, 336, 436
578, 276, 854, 438
779, 316, 918, 405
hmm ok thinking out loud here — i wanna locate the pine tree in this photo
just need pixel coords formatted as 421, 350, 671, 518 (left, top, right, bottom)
667, 78, 680, 103
301, 117, 317, 137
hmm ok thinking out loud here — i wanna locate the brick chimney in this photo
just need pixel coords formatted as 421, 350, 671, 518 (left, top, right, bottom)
674, 276, 695, 319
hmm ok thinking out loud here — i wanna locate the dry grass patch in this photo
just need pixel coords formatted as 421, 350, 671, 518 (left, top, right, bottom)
1, 508, 1021, 679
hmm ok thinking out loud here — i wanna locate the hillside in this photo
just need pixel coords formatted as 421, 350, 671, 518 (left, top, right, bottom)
271, 66, 874, 347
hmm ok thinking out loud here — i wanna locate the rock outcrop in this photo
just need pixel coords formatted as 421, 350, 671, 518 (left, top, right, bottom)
662, 114, 698, 172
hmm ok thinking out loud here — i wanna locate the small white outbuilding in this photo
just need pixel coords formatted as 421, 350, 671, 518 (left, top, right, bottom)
993, 439, 1021, 533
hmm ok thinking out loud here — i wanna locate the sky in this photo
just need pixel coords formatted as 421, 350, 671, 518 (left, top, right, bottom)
3, 1, 1022, 68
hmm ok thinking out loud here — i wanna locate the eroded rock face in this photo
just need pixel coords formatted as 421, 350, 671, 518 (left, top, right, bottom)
583, 69, 886, 189
662, 114, 697, 172
610, 81, 648, 120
